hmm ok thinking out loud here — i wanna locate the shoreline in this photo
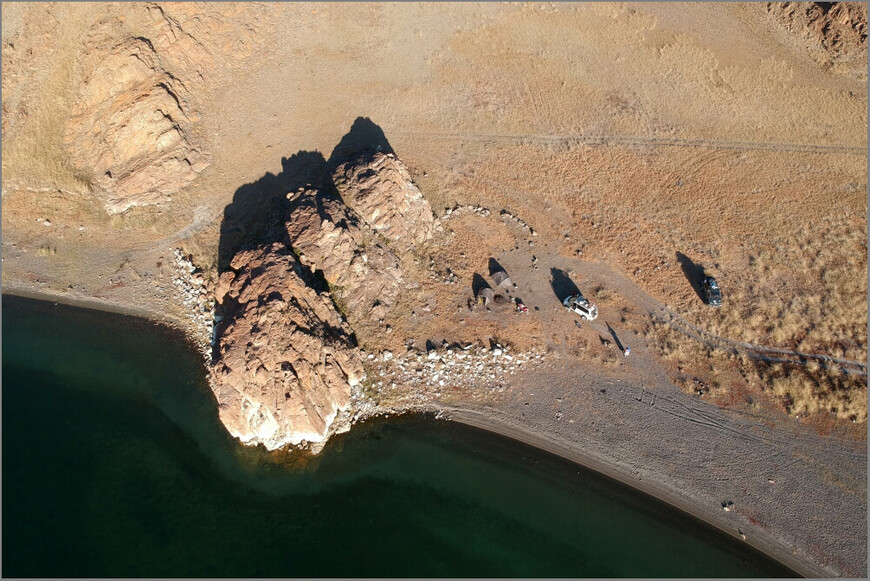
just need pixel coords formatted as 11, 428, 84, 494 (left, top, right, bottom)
1, 283, 212, 362
1, 284, 180, 326
0, 287, 833, 577
435, 405, 820, 578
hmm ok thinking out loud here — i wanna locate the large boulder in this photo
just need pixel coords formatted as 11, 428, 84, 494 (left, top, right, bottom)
284, 185, 403, 325
332, 151, 435, 255
64, 34, 207, 213
211, 243, 364, 451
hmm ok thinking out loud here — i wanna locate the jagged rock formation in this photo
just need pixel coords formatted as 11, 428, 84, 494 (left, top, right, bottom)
211, 243, 364, 451
284, 185, 404, 325
210, 148, 435, 452
332, 151, 436, 255
767, 2, 867, 64
64, 33, 207, 213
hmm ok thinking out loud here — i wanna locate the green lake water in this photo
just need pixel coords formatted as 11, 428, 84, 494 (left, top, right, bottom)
2, 294, 797, 577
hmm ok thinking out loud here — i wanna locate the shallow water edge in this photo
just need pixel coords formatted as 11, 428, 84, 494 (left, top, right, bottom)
2, 290, 808, 577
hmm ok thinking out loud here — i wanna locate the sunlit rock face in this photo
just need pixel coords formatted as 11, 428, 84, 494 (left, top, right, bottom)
332, 151, 436, 255
212, 243, 363, 451
64, 32, 207, 213
284, 185, 403, 326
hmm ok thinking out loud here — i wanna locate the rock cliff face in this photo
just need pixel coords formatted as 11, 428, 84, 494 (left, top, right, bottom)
210, 148, 435, 452
211, 243, 364, 451
284, 185, 403, 326
767, 2, 867, 63
333, 151, 436, 255
64, 27, 208, 213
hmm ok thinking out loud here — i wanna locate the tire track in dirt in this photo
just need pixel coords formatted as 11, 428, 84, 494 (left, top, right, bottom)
624, 382, 782, 447
395, 130, 866, 155
69, 204, 222, 275
618, 377, 866, 463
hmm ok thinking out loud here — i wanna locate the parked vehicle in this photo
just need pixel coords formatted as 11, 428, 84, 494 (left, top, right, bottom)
702, 276, 722, 307
563, 293, 599, 321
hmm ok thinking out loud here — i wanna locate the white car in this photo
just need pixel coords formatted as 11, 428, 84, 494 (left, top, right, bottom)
563, 293, 598, 321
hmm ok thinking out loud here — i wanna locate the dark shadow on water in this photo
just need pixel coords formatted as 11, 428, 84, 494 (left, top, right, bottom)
328, 117, 394, 167
550, 267, 579, 302
676, 252, 707, 304
218, 151, 334, 272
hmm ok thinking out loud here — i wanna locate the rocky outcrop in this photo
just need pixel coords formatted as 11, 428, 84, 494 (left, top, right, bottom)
211, 243, 364, 451
333, 151, 436, 255
64, 33, 208, 213
284, 186, 403, 325
282, 152, 436, 328
767, 2, 867, 63
210, 148, 435, 452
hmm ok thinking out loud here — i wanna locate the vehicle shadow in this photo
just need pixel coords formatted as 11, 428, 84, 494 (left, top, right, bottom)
676, 252, 707, 303
550, 267, 579, 302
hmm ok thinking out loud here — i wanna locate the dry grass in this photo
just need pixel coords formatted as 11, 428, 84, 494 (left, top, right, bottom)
690, 218, 867, 362
3, 1, 866, 432
645, 317, 868, 423
753, 362, 867, 423
1, 6, 96, 195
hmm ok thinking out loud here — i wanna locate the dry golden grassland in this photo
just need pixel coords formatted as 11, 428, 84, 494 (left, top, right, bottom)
645, 317, 868, 423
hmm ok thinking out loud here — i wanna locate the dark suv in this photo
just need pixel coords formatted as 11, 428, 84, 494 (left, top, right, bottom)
702, 276, 722, 307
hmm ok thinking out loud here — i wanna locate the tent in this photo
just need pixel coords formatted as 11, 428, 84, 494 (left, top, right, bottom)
490, 270, 513, 290
476, 287, 495, 306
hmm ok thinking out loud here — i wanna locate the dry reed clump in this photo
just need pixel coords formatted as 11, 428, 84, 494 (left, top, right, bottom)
646, 317, 868, 422
569, 334, 622, 368
643, 319, 728, 396
36, 244, 57, 257
645, 318, 708, 364
685, 218, 867, 363
751, 362, 867, 423
593, 284, 614, 304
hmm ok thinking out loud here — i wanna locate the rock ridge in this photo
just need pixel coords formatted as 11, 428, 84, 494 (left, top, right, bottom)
210, 145, 436, 452
284, 184, 404, 327
211, 243, 364, 452
64, 24, 208, 213
332, 151, 437, 255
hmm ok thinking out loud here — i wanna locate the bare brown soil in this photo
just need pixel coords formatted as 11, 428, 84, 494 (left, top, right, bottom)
2, 2, 866, 577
